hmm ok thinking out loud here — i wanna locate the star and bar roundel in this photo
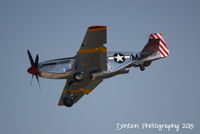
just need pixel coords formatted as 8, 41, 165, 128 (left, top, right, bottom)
108, 53, 131, 63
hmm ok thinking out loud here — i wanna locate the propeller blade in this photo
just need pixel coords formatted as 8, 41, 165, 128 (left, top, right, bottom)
27, 50, 41, 90
35, 75, 41, 90
35, 54, 39, 67
27, 50, 35, 66
30, 75, 34, 85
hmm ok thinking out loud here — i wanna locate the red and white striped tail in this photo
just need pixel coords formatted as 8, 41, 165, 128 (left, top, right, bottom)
150, 33, 169, 57
141, 33, 169, 58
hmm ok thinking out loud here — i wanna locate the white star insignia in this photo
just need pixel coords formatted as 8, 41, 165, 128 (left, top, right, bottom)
115, 54, 124, 62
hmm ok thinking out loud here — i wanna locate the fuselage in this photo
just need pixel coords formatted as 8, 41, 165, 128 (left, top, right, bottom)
38, 51, 143, 79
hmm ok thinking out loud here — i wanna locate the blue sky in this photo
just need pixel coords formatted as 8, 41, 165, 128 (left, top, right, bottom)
0, 0, 200, 134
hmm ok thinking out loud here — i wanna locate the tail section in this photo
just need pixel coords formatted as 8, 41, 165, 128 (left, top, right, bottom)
141, 33, 169, 58
138, 33, 169, 71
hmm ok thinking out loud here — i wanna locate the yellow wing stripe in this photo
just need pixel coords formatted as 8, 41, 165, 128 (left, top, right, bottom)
69, 88, 91, 94
78, 46, 107, 53
57, 88, 91, 106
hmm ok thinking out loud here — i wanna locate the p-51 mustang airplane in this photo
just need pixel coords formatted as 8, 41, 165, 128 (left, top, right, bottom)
27, 26, 169, 107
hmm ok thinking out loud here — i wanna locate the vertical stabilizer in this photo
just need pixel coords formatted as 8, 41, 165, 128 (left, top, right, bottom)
141, 33, 169, 58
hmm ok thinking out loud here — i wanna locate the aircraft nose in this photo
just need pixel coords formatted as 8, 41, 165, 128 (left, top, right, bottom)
27, 66, 39, 75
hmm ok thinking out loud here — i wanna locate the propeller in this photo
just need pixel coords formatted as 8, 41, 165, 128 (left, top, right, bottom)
27, 50, 41, 89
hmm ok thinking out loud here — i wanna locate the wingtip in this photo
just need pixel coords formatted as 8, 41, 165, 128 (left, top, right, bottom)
88, 25, 106, 29
57, 103, 65, 106
88, 25, 106, 32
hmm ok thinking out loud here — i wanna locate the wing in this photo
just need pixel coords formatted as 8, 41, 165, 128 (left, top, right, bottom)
58, 79, 102, 106
58, 26, 107, 105
81, 25, 107, 49
77, 26, 107, 72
